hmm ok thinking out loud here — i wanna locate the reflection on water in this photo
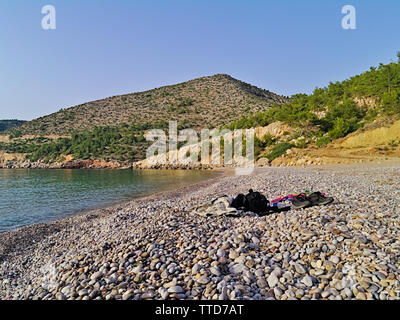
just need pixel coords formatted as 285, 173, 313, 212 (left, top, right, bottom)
0, 169, 218, 232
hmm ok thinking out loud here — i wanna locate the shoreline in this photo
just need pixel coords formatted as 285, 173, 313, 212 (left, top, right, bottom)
0, 162, 399, 300
2, 151, 400, 170
0, 168, 229, 261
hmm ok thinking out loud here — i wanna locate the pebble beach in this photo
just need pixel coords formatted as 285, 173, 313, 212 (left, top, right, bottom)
0, 162, 399, 300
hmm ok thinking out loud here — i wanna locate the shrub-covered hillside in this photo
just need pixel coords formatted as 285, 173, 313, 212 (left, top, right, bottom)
0, 121, 170, 163
228, 53, 400, 149
14, 74, 287, 135
1, 74, 288, 163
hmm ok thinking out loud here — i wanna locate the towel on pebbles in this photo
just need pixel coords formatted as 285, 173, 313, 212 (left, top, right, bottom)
189, 196, 249, 217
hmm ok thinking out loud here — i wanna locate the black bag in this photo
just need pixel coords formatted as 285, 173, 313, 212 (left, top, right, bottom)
244, 189, 270, 213
231, 193, 246, 209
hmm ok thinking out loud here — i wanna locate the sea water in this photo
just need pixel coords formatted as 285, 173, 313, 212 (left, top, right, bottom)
0, 169, 218, 232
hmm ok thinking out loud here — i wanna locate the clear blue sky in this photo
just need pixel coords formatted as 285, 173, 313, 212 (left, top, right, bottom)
1, 0, 399, 120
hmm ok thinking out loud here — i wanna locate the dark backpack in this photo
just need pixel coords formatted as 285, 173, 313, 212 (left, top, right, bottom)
231, 193, 246, 209
244, 189, 270, 213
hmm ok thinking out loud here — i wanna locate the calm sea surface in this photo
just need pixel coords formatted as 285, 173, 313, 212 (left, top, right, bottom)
0, 169, 218, 232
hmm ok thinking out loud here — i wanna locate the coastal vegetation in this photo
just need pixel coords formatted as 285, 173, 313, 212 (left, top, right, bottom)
12, 74, 287, 135
227, 53, 400, 158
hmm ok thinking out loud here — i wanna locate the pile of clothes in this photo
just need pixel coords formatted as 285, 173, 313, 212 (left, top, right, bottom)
190, 189, 334, 218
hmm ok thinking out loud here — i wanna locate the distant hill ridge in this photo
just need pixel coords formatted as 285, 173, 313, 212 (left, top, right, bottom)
0, 120, 26, 133
18, 74, 288, 135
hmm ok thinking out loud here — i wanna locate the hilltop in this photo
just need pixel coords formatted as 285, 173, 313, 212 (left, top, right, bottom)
16, 74, 288, 135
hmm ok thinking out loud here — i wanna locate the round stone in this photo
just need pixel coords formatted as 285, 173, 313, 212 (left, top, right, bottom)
267, 273, 279, 288
168, 286, 184, 294
301, 275, 314, 287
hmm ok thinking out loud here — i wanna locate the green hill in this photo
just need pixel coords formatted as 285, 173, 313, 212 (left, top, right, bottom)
2, 74, 287, 163
226, 53, 400, 160
17, 74, 288, 135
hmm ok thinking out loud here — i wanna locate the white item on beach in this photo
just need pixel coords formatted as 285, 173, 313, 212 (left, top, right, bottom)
190, 196, 243, 217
